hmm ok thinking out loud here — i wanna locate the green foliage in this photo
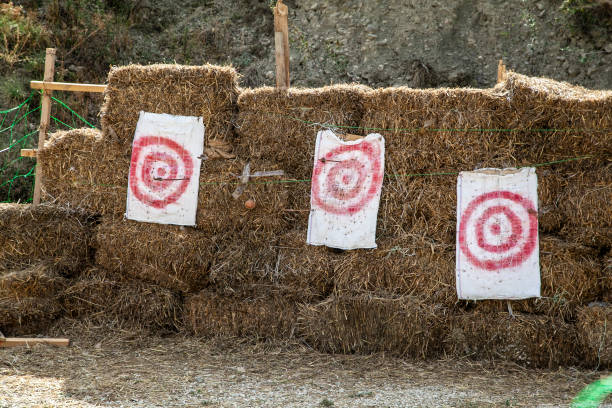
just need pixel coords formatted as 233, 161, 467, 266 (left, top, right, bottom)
560, 0, 612, 32
0, 2, 48, 66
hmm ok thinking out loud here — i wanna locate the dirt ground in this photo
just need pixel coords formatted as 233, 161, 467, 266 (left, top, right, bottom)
0, 325, 610, 408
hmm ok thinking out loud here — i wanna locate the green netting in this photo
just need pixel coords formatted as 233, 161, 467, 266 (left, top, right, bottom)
0, 91, 98, 203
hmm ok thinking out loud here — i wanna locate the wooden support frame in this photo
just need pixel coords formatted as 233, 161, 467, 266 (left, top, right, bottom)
0, 337, 70, 348
30, 81, 106, 93
274, 0, 290, 89
32, 48, 56, 206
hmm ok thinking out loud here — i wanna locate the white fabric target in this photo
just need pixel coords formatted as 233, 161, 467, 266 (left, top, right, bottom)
307, 130, 385, 250
456, 167, 540, 300
126, 111, 204, 226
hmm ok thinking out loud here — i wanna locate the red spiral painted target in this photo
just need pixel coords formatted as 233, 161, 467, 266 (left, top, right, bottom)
129, 136, 194, 209
311, 140, 383, 216
458, 190, 538, 271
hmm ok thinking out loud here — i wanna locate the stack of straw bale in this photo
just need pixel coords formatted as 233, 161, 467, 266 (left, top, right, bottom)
577, 305, 611, 368
184, 289, 297, 339
0, 203, 94, 272
60, 267, 182, 331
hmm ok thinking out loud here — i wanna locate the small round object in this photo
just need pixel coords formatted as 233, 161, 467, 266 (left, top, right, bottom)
244, 199, 256, 209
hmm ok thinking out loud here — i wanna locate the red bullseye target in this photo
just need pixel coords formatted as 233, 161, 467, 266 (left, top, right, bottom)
129, 136, 194, 209
458, 190, 538, 271
311, 141, 383, 215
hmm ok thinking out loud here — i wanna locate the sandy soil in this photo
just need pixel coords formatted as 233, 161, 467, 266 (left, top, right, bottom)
0, 328, 610, 408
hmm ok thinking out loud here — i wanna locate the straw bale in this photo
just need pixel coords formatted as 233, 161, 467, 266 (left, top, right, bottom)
94, 217, 213, 293
332, 234, 456, 305
60, 267, 182, 330
360, 87, 517, 174
577, 305, 612, 368
474, 236, 603, 319
184, 290, 297, 339
297, 294, 449, 358
0, 203, 94, 272
39, 128, 130, 216
0, 262, 68, 299
497, 72, 612, 163
204, 229, 332, 302
100, 64, 239, 153
444, 311, 580, 368
235, 85, 370, 180
0, 296, 61, 335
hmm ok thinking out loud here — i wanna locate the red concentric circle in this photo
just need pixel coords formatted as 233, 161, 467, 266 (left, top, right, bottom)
311, 140, 383, 215
129, 136, 194, 209
458, 190, 538, 271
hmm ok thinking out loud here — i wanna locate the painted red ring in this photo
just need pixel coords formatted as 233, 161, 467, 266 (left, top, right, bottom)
458, 190, 538, 271
129, 136, 194, 209
311, 140, 383, 216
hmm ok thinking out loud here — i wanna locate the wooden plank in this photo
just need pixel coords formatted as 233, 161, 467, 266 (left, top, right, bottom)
0, 337, 70, 348
274, 0, 290, 89
20, 148, 37, 158
33, 48, 56, 206
497, 59, 504, 83
30, 80, 106, 93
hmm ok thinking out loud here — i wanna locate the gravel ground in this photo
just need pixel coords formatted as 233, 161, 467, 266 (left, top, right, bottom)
0, 329, 610, 408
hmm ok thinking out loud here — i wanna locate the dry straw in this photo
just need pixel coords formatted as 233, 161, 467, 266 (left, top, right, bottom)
0, 203, 95, 273
184, 290, 297, 339
94, 217, 213, 293
101, 64, 240, 153
0, 261, 68, 298
60, 267, 182, 331
297, 294, 448, 359
445, 311, 580, 369
577, 305, 611, 369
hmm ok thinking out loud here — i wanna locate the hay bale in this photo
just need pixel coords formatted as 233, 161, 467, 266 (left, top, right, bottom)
235, 85, 370, 180
577, 305, 612, 368
204, 229, 332, 302
497, 72, 612, 163
0, 203, 95, 272
60, 267, 182, 330
0, 296, 61, 335
332, 235, 455, 305
100, 64, 239, 153
0, 262, 68, 298
445, 311, 580, 368
475, 236, 603, 319
360, 87, 516, 174
184, 290, 297, 339
604, 250, 611, 303
297, 294, 448, 358
94, 217, 213, 293
39, 128, 130, 216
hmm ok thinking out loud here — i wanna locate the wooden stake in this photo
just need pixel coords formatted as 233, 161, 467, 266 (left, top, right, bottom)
32, 48, 56, 206
274, 0, 290, 89
497, 59, 508, 83
0, 337, 70, 348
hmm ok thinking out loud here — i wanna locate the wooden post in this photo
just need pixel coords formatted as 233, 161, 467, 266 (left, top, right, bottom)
32, 48, 56, 206
274, 0, 290, 89
497, 59, 507, 83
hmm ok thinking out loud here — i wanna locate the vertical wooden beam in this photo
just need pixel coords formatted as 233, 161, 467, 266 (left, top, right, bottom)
274, 0, 290, 89
497, 59, 508, 83
32, 48, 56, 205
